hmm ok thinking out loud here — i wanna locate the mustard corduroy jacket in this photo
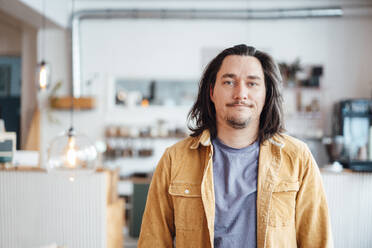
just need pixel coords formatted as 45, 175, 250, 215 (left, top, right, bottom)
138, 130, 333, 248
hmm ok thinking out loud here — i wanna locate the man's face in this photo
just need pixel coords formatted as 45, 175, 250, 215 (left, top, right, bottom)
210, 55, 266, 130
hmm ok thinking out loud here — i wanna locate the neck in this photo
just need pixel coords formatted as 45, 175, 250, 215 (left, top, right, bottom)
216, 121, 259, 149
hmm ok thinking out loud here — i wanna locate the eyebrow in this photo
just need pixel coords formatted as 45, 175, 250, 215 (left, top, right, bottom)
221, 73, 262, 80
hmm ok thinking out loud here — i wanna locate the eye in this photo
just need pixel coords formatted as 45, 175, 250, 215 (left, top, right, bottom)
247, 82, 258, 87
223, 80, 234, 86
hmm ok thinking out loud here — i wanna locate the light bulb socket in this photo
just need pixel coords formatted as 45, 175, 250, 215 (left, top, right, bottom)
68, 127, 76, 137
36, 61, 51, 90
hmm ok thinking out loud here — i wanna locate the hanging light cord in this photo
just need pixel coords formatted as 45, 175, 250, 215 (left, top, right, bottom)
69, 96, 74, 132
69, 0, 76, 133
41, 0, 46, 62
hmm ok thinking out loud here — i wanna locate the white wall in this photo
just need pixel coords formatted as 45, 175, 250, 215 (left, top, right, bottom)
37, 2, 372, 167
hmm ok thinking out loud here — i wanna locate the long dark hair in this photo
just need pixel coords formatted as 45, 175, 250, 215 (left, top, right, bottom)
187, 44, 284, 142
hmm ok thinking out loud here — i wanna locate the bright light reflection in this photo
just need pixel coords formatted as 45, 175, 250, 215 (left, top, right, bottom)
39, 65, 48, 89
66, 136, 77, 168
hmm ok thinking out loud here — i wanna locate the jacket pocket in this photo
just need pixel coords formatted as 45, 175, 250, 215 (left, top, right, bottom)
268, 181, 299, 227
169, 182, 204, 230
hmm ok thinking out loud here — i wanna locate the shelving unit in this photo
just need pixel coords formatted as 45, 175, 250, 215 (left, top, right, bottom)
103, 125, 185, 177
282, 84, 324, 140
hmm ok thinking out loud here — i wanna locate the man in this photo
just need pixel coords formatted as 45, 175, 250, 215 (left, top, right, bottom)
138, 44, 333, 248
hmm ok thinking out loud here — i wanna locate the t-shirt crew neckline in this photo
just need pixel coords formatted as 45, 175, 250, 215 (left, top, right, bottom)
213, 137, 260, 153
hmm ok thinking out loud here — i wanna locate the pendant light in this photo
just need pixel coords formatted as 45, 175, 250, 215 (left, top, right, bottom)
36, 0, 51, 91
37, 61, 50, 90
46, 0, 97, 181
47, 125, 98, 180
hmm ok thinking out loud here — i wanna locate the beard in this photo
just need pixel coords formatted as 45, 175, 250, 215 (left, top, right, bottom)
226, 115, 251, 129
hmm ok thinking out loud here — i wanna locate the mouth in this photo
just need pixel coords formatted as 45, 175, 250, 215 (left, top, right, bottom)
226, 102, 253, 108
231, 105, 247, 109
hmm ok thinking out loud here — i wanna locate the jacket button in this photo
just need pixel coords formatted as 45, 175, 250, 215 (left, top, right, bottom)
184, 189, 190, 194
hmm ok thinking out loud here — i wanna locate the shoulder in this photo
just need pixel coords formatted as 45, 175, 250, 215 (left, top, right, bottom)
167, 136, 195, 152
277, 133, 309, 153
273, 133, 317, 172
263, 134, 319, 182
162, 135, 206, 181
153, 137, 197, 176
271, 133, 313, 163
164, 135, 202, 159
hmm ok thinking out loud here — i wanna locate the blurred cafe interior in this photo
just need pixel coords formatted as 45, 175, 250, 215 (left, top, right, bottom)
1, 0, 372, 247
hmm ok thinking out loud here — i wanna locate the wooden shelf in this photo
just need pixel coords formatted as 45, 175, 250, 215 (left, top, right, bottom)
50, 96, 95, 110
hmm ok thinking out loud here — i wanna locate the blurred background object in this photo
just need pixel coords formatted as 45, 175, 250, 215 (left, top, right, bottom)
333, 99, 372, 171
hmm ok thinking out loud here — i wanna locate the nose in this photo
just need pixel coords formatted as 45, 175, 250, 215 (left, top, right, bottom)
233, 81, 248, 101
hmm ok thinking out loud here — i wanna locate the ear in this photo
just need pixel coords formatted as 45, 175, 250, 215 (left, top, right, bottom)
210, 85, 214, 102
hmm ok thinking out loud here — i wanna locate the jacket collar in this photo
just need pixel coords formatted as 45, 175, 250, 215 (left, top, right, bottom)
268, 134, 285, 148
190, 129, 211, 149
190, 129, 285, 149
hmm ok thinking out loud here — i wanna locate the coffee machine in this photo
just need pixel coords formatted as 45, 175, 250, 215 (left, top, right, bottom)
334, 99, 372, 171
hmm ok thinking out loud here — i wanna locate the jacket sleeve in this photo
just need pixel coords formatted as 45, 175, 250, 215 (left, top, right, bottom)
295, 146, 334, 248
138, 148, 175, 248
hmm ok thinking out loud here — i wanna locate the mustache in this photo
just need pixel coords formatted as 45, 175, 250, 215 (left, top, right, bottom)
226, 101, 253, 107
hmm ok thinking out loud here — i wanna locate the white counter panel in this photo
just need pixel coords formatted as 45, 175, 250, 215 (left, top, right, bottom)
0, 171, 107, 248
322, 171, 372, 248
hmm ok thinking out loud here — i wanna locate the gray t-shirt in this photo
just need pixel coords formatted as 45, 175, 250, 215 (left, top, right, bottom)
212, 137, 259, 248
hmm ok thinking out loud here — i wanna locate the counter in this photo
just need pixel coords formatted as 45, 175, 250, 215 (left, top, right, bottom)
321, 170, 372, 248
